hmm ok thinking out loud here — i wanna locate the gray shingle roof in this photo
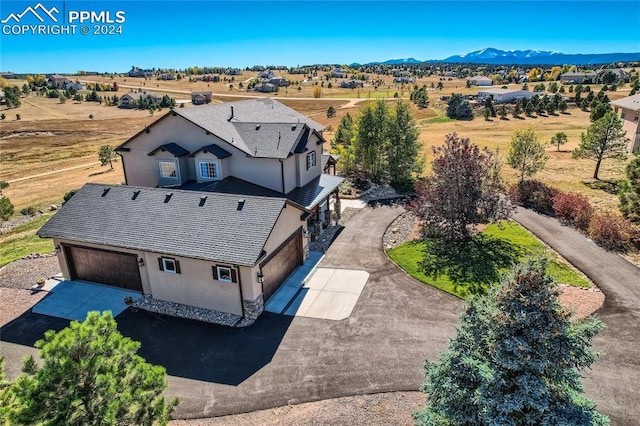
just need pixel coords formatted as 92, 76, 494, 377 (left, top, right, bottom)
148, 143, 190, 157
175, 98, 324, 156
287, 174, 345, 209
612, 94, 640, 112
233, 123, 306, 159
191, 144, 232, 159
178, 174, 344, 210
37, 183, 292, 266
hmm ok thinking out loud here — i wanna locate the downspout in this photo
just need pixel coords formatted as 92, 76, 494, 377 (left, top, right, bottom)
118, 152, 129, 185
236, 265, 245, 319
279, 159, 285, 193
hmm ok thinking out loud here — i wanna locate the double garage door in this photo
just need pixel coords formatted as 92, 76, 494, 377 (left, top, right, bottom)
260, 229, 303, 302
64, 245, 143, 292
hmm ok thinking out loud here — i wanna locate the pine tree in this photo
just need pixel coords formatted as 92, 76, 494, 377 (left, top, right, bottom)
331, 113, 353, 149
619, 156, 640, 223
386, 101, 423, 189
0, 312, 177, 425
416, 259, 609, 426
573, 112, 628, 180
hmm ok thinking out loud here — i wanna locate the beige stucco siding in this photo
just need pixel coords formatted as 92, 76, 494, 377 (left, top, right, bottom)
616, 107, 640, 153
120, 114, 235, 187
51, 238, 245, 316
144, 254, 243, 315
282, 155, 297, 193
228, 154, 283, 191
296, 134, 323, 187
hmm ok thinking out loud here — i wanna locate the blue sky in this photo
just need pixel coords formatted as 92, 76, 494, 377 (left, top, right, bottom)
1, 0, 639, 73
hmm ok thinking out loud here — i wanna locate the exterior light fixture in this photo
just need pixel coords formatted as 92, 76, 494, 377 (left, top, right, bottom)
257, 272, 264, 284
55, 245, 62, 253
138, 258, 145, 267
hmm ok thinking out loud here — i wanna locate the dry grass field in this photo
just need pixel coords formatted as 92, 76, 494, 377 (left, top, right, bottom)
1, 74, 635, 216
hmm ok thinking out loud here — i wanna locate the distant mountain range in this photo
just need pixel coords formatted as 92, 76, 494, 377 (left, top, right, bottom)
356, 48, 640, 66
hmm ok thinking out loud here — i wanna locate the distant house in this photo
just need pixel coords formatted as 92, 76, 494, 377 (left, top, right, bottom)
393, 76, 415, 84
119, 92, 161, 108
128, 66, 153, 78
258, 70, 275, 79
47, 74, 67, 88
331, 68, 349, 78
254, 83, 277, 93
477, 89, 536, 104
468, 75, 493, 86
63, 80, 84, 91
158, 73, 174, 81
191, 91, 212, 105
268, 77, 290, 87
340, 80, 364, 89
1, 72, 16, 79
225, 68, 242, 76
391, 69, 410, 77
290, 68, 307, 74
596, 68, 630, 84
559, 71, 597, 84
612, 94, 640, 153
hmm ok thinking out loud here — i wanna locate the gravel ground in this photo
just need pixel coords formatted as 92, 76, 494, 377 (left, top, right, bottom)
0, 287, 46, 326
170, 392, 425, 426
0, 256, 60, 290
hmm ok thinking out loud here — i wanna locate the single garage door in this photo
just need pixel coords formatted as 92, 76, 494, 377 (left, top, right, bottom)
260, 228, 303, 302
65, 245, 143, 292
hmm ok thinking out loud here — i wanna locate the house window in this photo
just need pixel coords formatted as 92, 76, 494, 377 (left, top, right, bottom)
199, 161, 218, 180
634, 115, 639, 123
158, 257, 181, 274
212, 265, 237, 283
306, 151, 316, 170
159, 161, 177, 178
621, 111, 626, 120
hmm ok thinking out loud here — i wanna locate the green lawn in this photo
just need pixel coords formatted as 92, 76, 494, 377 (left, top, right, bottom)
387, 221, 590, 299
0, 214, 55, 267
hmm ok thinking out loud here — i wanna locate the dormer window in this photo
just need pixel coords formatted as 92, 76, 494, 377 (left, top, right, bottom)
199, 161, 219, 180
306, 151, 316, 170
159, 161, 177, 178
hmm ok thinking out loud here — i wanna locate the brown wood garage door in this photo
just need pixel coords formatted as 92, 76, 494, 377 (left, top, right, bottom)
65, 245, 143, 292
260, 228, 303, 302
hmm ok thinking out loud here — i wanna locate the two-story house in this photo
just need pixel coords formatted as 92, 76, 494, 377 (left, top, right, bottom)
38, 99, 343, 324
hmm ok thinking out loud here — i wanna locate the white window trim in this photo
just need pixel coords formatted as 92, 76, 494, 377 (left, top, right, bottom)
198, 160, 221, 181
306, 151, 316, 170
162, 258, 177, 274
216, 266, 232, 283
158, 160, 180, 180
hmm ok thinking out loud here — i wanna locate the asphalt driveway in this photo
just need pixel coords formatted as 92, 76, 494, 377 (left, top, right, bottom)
1, 205, 463, 420
513, 207, 640, 425
2, 205, 638, 424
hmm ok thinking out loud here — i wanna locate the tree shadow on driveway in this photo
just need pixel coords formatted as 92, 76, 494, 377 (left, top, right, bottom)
420, 234, 523, 296
1, 308, 294, 386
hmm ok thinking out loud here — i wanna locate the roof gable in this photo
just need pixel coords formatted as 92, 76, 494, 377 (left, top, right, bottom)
38, 184, 293, 266
116, 99, 325, 159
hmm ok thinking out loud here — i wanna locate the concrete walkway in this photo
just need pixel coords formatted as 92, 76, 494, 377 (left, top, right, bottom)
513, 207, 640, 425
